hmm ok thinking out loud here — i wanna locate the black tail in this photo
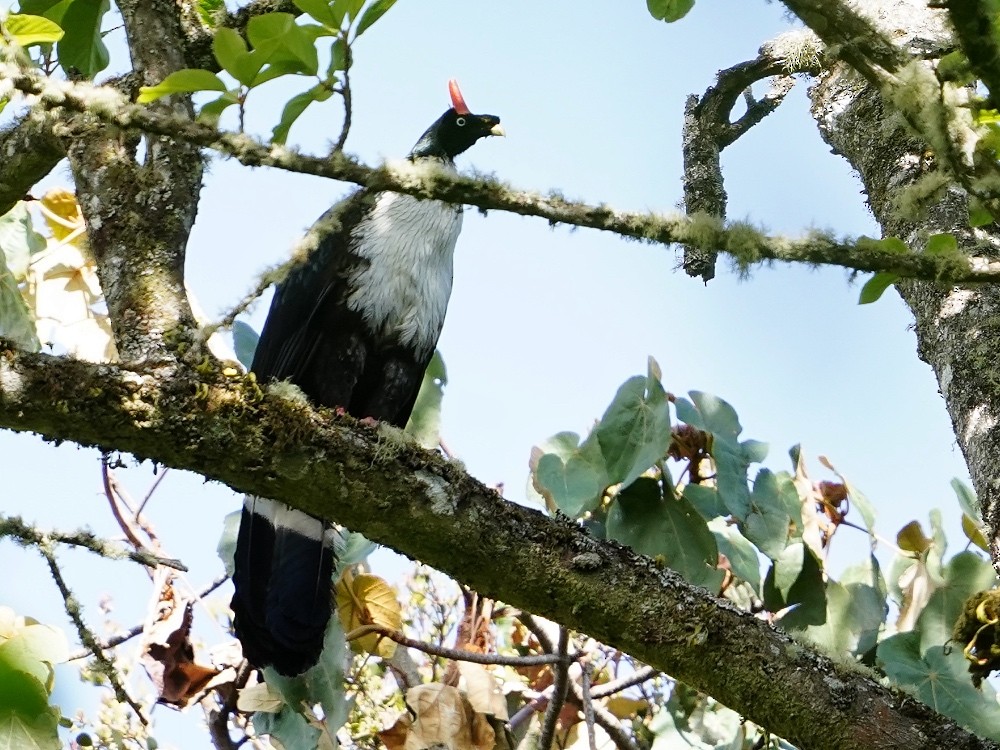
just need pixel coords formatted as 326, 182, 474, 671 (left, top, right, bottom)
231, 496, 334, 675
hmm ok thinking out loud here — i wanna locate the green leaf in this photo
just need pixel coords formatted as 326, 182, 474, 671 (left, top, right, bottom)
676, 392, 760, 519
5, 14, 64, 46
16, 0, 68, 16
231, 320, 259, 370
405, 350, 446, 449
916, 550, 997, 653
56, 0, 110, 78
709, 518, 761, 591
252, 704, 320, 749
594, 360, 672, 490
304, 617, 349, 731
803, 556, 887, 658
334, 530, 376, 568
197, 91, 239, 124
294, 0, 343, 27
196, 0, 225, 26
216, 509, 240, 577
741, 469, 794, 560
858, 272, 899, 304
0, 203, 45, 281
354, 0, 396, 36
271, 85, 329, 143
762, 542, 827, 629
607, 477, 722, 590
0, 251, 39, 351
534, 437, 608, 517
341, 0, 365, 22
0, 654, 59, 750
646, 0, 695, 22
137, 68, 227, 103
246, 13, 319, 76
878, 631, 1000, 739
683, 483, 727, 520
951, 477, 981, 522
213, 27, 257, 85
327, 38, 347, 75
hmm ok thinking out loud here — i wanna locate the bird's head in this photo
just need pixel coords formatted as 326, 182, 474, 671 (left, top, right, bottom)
410, 79, 504, 161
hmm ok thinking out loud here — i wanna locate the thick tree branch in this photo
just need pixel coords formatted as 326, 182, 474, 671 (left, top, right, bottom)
0, 109, 65, 216
0, 345, 993, 750
779, 0, 909, 78
808, 0, 1000, 571
57, 3, 202, 362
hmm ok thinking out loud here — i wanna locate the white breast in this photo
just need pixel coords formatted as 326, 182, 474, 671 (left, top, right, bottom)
346, 189, 462, 358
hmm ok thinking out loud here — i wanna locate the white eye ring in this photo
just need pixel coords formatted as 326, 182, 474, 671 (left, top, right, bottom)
456, 117, 466, 126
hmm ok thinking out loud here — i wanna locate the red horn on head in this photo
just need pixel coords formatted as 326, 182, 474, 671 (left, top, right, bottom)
448, 79, 470, 115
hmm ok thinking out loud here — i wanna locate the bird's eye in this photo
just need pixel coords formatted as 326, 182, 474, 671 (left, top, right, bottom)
456, 117, 466, 126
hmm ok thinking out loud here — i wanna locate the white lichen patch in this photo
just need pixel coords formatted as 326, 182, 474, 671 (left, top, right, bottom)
939, 288, 976, 319
414, 469, 455, 515
965, 404, 999, 446
763, 29, 822, 73
0, 360, 24, 397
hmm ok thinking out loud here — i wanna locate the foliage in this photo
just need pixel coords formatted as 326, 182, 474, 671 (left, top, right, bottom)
0, 606, 68, 750
137, 0, 396, 142
529, 360, 1000, 742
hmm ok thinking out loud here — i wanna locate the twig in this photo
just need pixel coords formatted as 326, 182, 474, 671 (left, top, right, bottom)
101, 455, 148, 552
137, 466, 170, 518
67, 573, 227, 661
518, 611, 556, 653
104, 461, 163, 549
0, 513, 186, 571
538, 627, 571, 750
567, 672, 642, 750
580, 664, 598, 750
344, 624, 567, 667
38, 542, 148, 724
333, 37, 352, 152
590, 665, 658, 698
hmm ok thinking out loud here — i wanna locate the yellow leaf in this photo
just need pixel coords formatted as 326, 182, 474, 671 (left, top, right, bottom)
963, 513, 990, 552
336, 571, 401, 657
604, 695, 647, 719
897, 520, 932, 554
39, 188, 85, 245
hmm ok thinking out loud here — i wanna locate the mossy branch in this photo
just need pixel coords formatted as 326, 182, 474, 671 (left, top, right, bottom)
0, 343, 995, 750
0, 513, 187, 570
5, 62, 1000, 286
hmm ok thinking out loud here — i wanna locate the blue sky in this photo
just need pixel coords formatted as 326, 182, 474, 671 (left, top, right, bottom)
0, 0, 978, 746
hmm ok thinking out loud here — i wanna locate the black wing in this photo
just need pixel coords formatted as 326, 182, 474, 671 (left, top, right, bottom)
250, 188, 432, 426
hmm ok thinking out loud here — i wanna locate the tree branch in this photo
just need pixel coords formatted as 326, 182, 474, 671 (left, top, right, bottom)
0, 514, 186, 570
0, 109, 65, 216
682, 32, 821, 280
38, 541, 148, 723
6, 62, 1000, 287
945, 0, 1000, 107
779, 0, 909, 78
0, 344, 994, 750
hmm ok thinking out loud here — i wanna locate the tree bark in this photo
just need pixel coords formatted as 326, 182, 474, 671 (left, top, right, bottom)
806, 0, 1000, 554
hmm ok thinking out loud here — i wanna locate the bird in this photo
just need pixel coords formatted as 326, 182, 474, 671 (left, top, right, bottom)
231, 80, 503, 675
